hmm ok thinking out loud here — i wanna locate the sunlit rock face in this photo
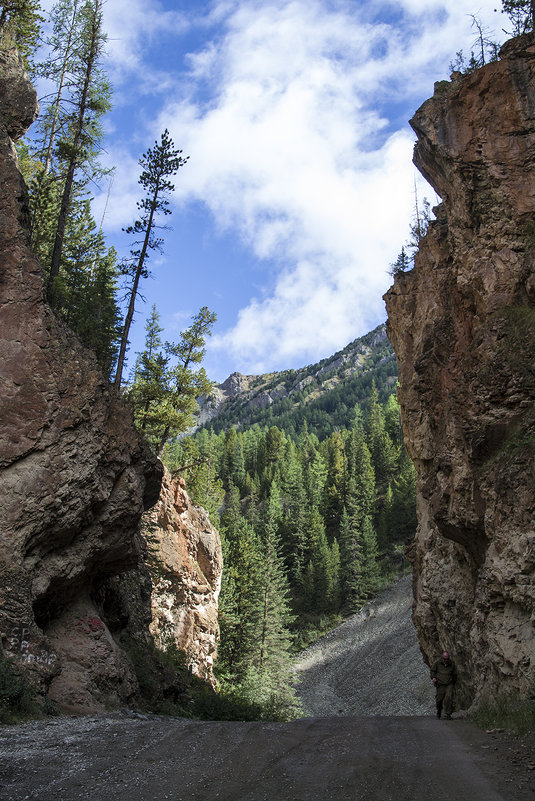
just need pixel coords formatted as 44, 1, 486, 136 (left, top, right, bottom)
0, 45, 163, 710
385, 35, 535, 708
145, 469, 222, 686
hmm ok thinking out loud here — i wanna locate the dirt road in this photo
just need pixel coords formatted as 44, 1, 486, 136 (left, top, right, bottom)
1, 712, 534, 801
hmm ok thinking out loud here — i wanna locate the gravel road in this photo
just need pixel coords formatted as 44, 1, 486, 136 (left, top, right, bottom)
1, 712, 534, 801
1, 577, 533, 800
294, 575, 434, 717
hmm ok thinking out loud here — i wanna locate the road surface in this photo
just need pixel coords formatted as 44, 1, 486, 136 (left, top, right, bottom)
1, 712, 533, 801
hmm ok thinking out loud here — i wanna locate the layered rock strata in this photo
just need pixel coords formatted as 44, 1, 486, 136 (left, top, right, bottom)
385, 35, 535, 707
0, 46, 163, 710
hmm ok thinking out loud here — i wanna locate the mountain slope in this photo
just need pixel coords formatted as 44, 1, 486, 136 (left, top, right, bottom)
294, 576, 433, 717
200, 323, 397, 439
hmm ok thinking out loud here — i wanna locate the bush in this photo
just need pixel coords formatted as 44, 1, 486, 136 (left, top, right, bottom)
0, 655, 40, 724
471, 691, 535, 735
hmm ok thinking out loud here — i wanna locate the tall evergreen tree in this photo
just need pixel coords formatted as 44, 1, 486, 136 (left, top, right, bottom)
126, 306, 215, 456
360, 515, 381, 599
114, 129, 188, 387
339, 503, 363, 612
47, 0, 111, 297
243, 481, 298, 717
0, 0, 43, 68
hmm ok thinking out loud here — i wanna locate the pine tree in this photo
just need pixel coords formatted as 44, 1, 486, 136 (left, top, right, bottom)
126, 305, 167, 433
47, 0, 111, 298
389, 246, 411, 276
0, 0, 43, 69
280, 443, 307, 581
126, 306, 216, 455
390, 450, 417, 543
366, 383, 397, 486
360, 515, 381, 599
326, 538, 341, 609
32, 0, 81, 175
114, 129, 188, 387
323, 430, 345, 532
347, 420, 375, 527
218, 483, 263, 678
339, 504, 363, 612
247, 482, 296, 712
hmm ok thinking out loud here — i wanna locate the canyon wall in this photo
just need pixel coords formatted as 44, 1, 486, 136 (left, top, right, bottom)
385, 35, 535, 707
0, 44, 163, 709
0, 47, 222, 711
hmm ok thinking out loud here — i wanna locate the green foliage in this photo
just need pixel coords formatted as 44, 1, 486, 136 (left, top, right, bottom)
115, 129, 189, 388
166, 362, 417, 712
16, 0, 123, 377
389, 246, 411, 276
121, 634, 271, 720
0, 0, 43, 70
126, 305, 216, 454
0, 655, 40, 723
449, 15, 499, 76
471, 691, 535, 735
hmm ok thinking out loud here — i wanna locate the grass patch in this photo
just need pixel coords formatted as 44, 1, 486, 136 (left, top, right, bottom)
471, 691, 535, 736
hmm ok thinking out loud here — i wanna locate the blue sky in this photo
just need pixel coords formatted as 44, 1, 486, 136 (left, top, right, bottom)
41, 0, 508, 381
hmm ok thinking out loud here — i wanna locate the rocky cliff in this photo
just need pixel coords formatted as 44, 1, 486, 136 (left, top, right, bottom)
0, 46, 165, 710
385, 35, 535, 707
145, 468, 222, 685
196, 324, 396, 434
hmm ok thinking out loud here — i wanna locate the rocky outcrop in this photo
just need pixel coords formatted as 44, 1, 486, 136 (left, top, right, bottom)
385, 35, 535, 707
0, 46, 163, 710
144, 469, 222, 685
195, 324, 396, 432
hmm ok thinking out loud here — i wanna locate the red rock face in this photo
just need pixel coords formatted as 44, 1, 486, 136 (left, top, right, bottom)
385, 35, 535, 708
0, 46, 162, 708
144, 469, 222, 685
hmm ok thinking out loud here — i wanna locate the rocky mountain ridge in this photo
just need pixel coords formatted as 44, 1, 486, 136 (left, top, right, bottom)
197, 323, 396, 434
385, 34, 535, 708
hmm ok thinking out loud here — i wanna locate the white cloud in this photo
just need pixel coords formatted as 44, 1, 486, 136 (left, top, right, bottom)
94, 0, 507, 375
157, 0, 477, 372
102, 0, 190, 88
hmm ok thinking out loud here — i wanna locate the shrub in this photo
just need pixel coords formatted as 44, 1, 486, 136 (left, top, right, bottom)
471, 691, 535, 735
0, 655, 40, 724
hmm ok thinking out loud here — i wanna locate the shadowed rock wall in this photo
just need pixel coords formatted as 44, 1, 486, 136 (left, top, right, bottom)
385, 35, 535, 707
0, 46, 163, 710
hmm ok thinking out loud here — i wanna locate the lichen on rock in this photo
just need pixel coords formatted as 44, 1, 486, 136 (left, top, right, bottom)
385, 35, 535, 708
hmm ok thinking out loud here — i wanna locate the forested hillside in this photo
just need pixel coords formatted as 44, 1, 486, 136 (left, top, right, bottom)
164, 379, 417, 715
197, 324, 397, 440
3, 0, 416, 720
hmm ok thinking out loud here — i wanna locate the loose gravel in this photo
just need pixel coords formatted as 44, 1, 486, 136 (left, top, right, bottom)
294, 575, 435, 717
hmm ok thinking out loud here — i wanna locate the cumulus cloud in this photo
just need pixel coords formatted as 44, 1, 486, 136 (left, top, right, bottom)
94, 0, 506, 375
102, 0, 190, 90
157, 0, 489, 372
